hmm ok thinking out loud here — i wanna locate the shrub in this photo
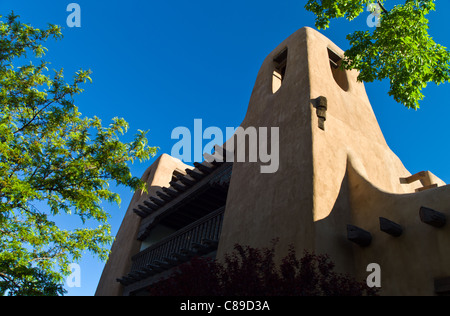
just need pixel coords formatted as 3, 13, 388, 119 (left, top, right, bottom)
147, 241, 378, 296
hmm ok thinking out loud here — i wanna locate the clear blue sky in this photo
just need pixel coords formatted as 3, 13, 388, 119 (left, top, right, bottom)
1, 0, 449, 296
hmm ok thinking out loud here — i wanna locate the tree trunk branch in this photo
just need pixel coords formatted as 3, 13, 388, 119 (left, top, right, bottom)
377, 1, 389, 14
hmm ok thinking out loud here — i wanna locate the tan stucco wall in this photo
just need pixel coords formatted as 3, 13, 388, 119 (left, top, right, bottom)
218, 27, 315, 261
95, 154, 191, 296
217, 27, 448, 295
308, 28, 421, 221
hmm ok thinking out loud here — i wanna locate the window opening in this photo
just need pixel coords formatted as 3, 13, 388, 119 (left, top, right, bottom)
328, 47, 349, 91
272, 48, 288, 94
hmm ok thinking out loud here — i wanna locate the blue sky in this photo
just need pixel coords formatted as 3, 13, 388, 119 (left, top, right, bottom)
0, 0, 449, 296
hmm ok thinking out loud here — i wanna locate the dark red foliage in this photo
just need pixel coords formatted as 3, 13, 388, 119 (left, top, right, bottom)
146, 242, 378, 296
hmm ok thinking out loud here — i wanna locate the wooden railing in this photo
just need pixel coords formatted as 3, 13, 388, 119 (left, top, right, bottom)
130, 206, 224, 273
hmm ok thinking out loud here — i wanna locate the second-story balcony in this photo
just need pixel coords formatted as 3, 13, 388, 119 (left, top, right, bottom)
117, 206, 224, 289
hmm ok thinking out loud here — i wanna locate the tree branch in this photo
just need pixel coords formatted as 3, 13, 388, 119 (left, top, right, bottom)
13, 99, 55, 134
0, 271, 21, 292
377, 1, 389, 14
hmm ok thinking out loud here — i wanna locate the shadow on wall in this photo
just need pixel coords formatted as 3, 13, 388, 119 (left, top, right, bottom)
315, 158, 450, 295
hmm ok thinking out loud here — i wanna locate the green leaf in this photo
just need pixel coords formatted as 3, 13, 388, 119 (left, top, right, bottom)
305, 0, 449, 109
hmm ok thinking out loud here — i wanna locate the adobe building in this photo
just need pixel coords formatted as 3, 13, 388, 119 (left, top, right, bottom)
95, 27, 450, 296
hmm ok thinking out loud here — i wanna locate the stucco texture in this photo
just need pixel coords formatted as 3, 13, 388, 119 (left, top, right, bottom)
218, 27, 448, 295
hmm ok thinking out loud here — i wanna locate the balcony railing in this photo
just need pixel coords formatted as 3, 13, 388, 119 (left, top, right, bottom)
118, 206, 225, 286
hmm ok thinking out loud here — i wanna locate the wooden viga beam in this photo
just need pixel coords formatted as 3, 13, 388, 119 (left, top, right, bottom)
420, 206, 446, 228
347, 224, 372, 247
379, 217, 403, 237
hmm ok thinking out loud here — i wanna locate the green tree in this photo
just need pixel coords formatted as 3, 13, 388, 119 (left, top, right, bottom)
0, 12, 157, 295
305, 0, 450, 109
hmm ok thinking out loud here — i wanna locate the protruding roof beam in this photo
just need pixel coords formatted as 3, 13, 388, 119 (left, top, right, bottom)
143, 200, 159, 210
347, 225, 372, 247
169, 180, 188, 192
186, 168, 205, 180
150, 196, 165, 207
162, 187, 179, 198
177, 175, 196, 186
156, 190, 172, 202
379, 217, 403, 237
420, 206, 446, 228
194, 161, 214, 174
133, 208, 147, 218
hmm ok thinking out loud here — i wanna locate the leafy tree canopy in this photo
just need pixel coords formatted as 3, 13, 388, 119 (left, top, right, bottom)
0, 12, 157, 295
305, 0, 450, 109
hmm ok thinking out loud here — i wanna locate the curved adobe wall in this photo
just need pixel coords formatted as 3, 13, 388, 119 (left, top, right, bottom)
307, 28, 424, 222
346, 162, 450, 295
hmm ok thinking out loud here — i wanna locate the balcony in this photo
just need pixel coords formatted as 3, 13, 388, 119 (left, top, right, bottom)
117, 206, 224, 287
